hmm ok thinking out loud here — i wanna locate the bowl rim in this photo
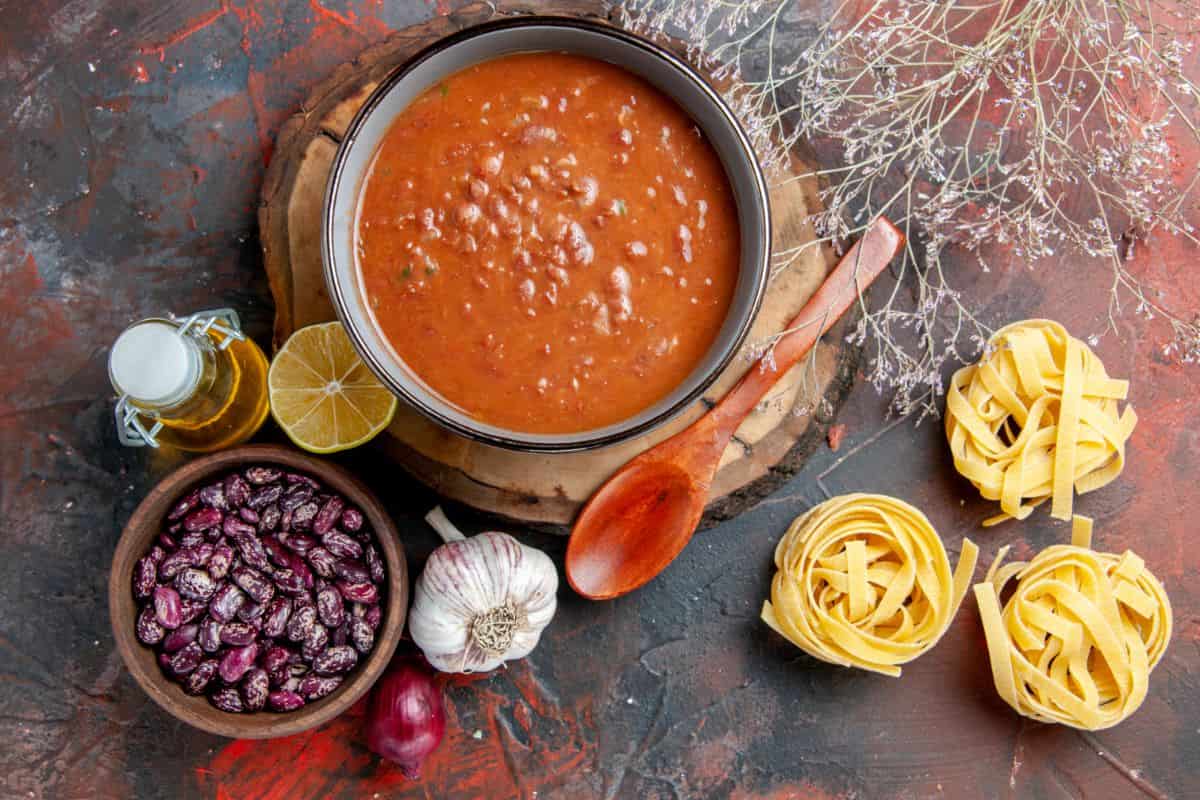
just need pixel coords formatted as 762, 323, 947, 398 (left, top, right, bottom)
108, 444, 408, 739
323, 15, 771, 453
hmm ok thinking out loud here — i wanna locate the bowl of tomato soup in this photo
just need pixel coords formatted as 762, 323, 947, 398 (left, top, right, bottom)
324, 17, 770, 451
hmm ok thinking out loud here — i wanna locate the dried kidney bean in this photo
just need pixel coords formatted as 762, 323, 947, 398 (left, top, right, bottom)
268, 691, 305, 711
199, 618, 223, 652
321, 531, 362, 560
311, 498, 344, 536
316, 586, 344, 628
183, 507, 222, 533
299, 674, 344, 700
247, 484, 283, 511
364, 604, 383, 631
280, 485, 313, 512
286, 605, 317, 642
283, 666, 307, 690
133, 557, 157, 600
210, 686, 244, 713
312, 646, 357, 675
175, 568, 216, 601
306, 547, 337, 578
272, 567, 306, 597
337, 581, 378, 605
184, 659, 218, 695
194, 542, 214, 565
261, 597, 292, 638
208, 544, 234, 580
339, 507, 363, 532
262, 535, 291, 569
232, 566, 275, 605
178, 530, 205, 549
224, 473, 251, 507
209, 583, 246, 623
220, 622, 258, 647
244, 466, 282, 485
364, 545, 385, 584
302, 623, 329, 661
158, 548, 195, 579
347, 616, 374, 655
223, 515, 256, 539
237, 600, 266, 626
169, 642, 203, 675
199, 482, 227, 510
219, 643, 258, 684
241, 668, 270, 711
285, 471, 320, 489
332, 558, 370, 584
162, 623, 199, 653
281, 532, 317, 554
291, 502, 319, 530
157, 531, 178, 551
258, 504, 281, 532
154, 586, 183, 629
168, 490, 201, 521
137, 606, 165, 645
232, 532, 270, 572
287, 553, 314, 589
179, 599, 207, 625
268, 666, 290, 689
261, 645, 292, 675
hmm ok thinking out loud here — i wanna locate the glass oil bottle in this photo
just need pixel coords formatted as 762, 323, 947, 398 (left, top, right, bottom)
109, 309, 270, 452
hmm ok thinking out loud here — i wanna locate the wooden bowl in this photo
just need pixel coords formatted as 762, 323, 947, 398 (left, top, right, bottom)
109, 444, 408, 739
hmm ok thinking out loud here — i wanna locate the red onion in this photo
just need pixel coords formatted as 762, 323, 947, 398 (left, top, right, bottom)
366, 655, 445, 778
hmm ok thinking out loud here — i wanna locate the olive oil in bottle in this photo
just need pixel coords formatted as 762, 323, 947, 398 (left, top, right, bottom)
109, 309, 270, 452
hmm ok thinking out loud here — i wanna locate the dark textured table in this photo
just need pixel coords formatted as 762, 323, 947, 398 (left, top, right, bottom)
1, 1, 1197, 798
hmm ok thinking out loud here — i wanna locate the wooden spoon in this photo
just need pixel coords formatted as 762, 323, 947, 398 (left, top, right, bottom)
566, 217, 905, 599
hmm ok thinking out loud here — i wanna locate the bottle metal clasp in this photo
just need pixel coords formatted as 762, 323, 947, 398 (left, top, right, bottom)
114, 308, 247, 448
170, 307, 246, 351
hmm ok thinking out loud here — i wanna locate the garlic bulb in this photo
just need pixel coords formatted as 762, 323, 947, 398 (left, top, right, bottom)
409, 507, 558, 673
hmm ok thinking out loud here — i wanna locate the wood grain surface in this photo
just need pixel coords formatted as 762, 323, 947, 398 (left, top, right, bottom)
259, 0, 854, 528
1, 0, 1198, 798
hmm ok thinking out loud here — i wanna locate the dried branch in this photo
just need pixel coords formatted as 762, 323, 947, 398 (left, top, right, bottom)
623, 0, 1200, 417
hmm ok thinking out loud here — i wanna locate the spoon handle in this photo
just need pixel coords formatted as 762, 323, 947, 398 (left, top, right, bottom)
710, 217, 905, 435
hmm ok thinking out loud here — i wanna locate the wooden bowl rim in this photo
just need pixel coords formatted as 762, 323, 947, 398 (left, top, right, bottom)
109, 444, 408, 739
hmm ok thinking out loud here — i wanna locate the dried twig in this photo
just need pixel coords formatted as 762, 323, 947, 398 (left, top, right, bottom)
623, 0, 1200, 417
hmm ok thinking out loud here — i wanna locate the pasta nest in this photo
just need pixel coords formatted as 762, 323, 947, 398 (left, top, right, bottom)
974, 516, 1172, 730
761, 494, 977, 677
945, 319, 1137, 526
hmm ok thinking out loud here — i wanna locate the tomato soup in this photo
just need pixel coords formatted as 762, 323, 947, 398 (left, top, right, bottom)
355, 53, 740, 433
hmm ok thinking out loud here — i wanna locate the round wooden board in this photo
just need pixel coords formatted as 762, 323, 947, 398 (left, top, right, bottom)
259, 0, 857, 529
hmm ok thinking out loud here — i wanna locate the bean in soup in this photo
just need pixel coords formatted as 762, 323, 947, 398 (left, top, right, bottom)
356, 53, 740, 434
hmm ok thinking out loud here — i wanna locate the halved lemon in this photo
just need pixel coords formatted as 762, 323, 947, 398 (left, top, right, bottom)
268, 321, 397, 453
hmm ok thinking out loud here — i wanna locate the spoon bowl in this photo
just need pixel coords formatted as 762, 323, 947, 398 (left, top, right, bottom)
566, 218, 906, 600
567, 458, 705, 599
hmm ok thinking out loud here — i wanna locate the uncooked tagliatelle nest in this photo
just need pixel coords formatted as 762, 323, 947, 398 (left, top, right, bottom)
973, 516, 1172, 730
945, 319, 1137, 526
761, 494, 978, 677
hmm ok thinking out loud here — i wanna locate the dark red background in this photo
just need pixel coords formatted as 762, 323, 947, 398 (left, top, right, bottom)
0, 1, 1197, 798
